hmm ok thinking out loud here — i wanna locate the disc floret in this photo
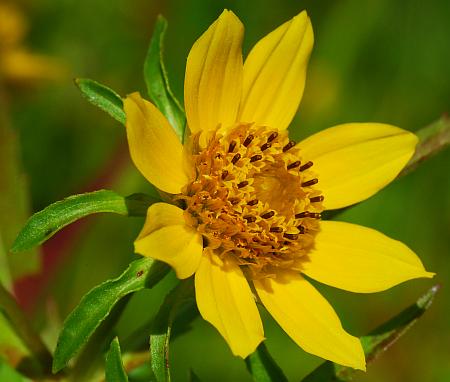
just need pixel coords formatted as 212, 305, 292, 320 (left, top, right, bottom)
181, 124, 325, 275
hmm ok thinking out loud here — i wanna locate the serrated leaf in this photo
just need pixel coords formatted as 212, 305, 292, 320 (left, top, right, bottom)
144, 15, 186, 141
52, 258, 169, 373
75, 78, 126, 124
302, 285, 439, 382
245, 342, 288, 382
11, 190, 158, 253
150, 279, 195, 382
105, 337, 128, 382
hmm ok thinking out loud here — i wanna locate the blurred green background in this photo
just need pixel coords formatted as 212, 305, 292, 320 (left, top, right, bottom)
1, 0, 449, 380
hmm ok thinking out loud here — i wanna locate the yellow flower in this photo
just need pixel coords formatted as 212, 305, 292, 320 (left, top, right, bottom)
124, 10, 433, 370
0, 2, 66, 84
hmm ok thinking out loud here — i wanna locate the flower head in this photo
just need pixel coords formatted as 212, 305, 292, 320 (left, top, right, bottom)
124, 10, 433, 370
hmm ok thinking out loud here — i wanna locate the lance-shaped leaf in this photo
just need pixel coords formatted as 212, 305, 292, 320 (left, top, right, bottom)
75, 78, 126, 124
11, 190, 158, 253
245, 342, 288, 382
52, 258, 170, 373
150, 279, 195, 382
144, 15, 186, 141
302, 285, 440, 382
105, 337, 128, 382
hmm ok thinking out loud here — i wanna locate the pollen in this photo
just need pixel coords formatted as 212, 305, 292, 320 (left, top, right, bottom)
181, 124, 324, 276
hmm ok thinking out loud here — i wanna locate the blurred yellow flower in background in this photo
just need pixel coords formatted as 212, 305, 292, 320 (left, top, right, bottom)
0, 1, 66, 85
123, 10, 433, 370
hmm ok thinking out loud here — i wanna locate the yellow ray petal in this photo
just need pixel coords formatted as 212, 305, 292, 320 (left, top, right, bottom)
134, 203, 202, 279
254, 272, 365, 370
298, 123, 418, 209
195, 254, 264, 358
238, 11, 313, 131
124, 92, 190, 194
184, 10, 244, 135
302, 221, 434, 293
137, 202, 185, 239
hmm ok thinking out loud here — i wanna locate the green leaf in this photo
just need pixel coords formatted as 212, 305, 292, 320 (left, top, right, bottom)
105, 337, 128, 382
52, 258, 169, 373
11, 190, 158, 253
302, 285, 440, 382
150, 279, 195, 382
0, 358, 31, 382
75, 78, 126, 124
144, 15, 186, 141
245, 342, 288, 382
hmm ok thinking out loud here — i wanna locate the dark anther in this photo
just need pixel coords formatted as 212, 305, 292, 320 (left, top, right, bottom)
267, 132, 278, 142
243, 135, 254, 147
301, 178, 318, 187
231, 153, 241, 164
244, 215, 256, 223
310, 195, 324, 203
282, 141, 296, 152
287, 160, 301, 170
250, 154, 262, 163
295, 211, 321, 219
299, 161, 313, 171
284, 233, 298, 240
229, 197, 240, 205
238, 180, 249, 188
297, 225, 305, 234
261, 143, 271, 151
261, 211, 275, 219
221, 170, 229, 180
228, 141, 237, 153
270, 227, 283, 233
247, 199, 259, 206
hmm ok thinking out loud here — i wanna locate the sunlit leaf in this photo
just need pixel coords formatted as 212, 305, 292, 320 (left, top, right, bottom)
75, 78, 126, 124
11, 190, 158, 253
245, 342, 288, 382
144, 15, 186, 141
302, 285, 439, 381
105, 337, 128, 382
52, 258, 170, 373
150, 279, 195, 382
